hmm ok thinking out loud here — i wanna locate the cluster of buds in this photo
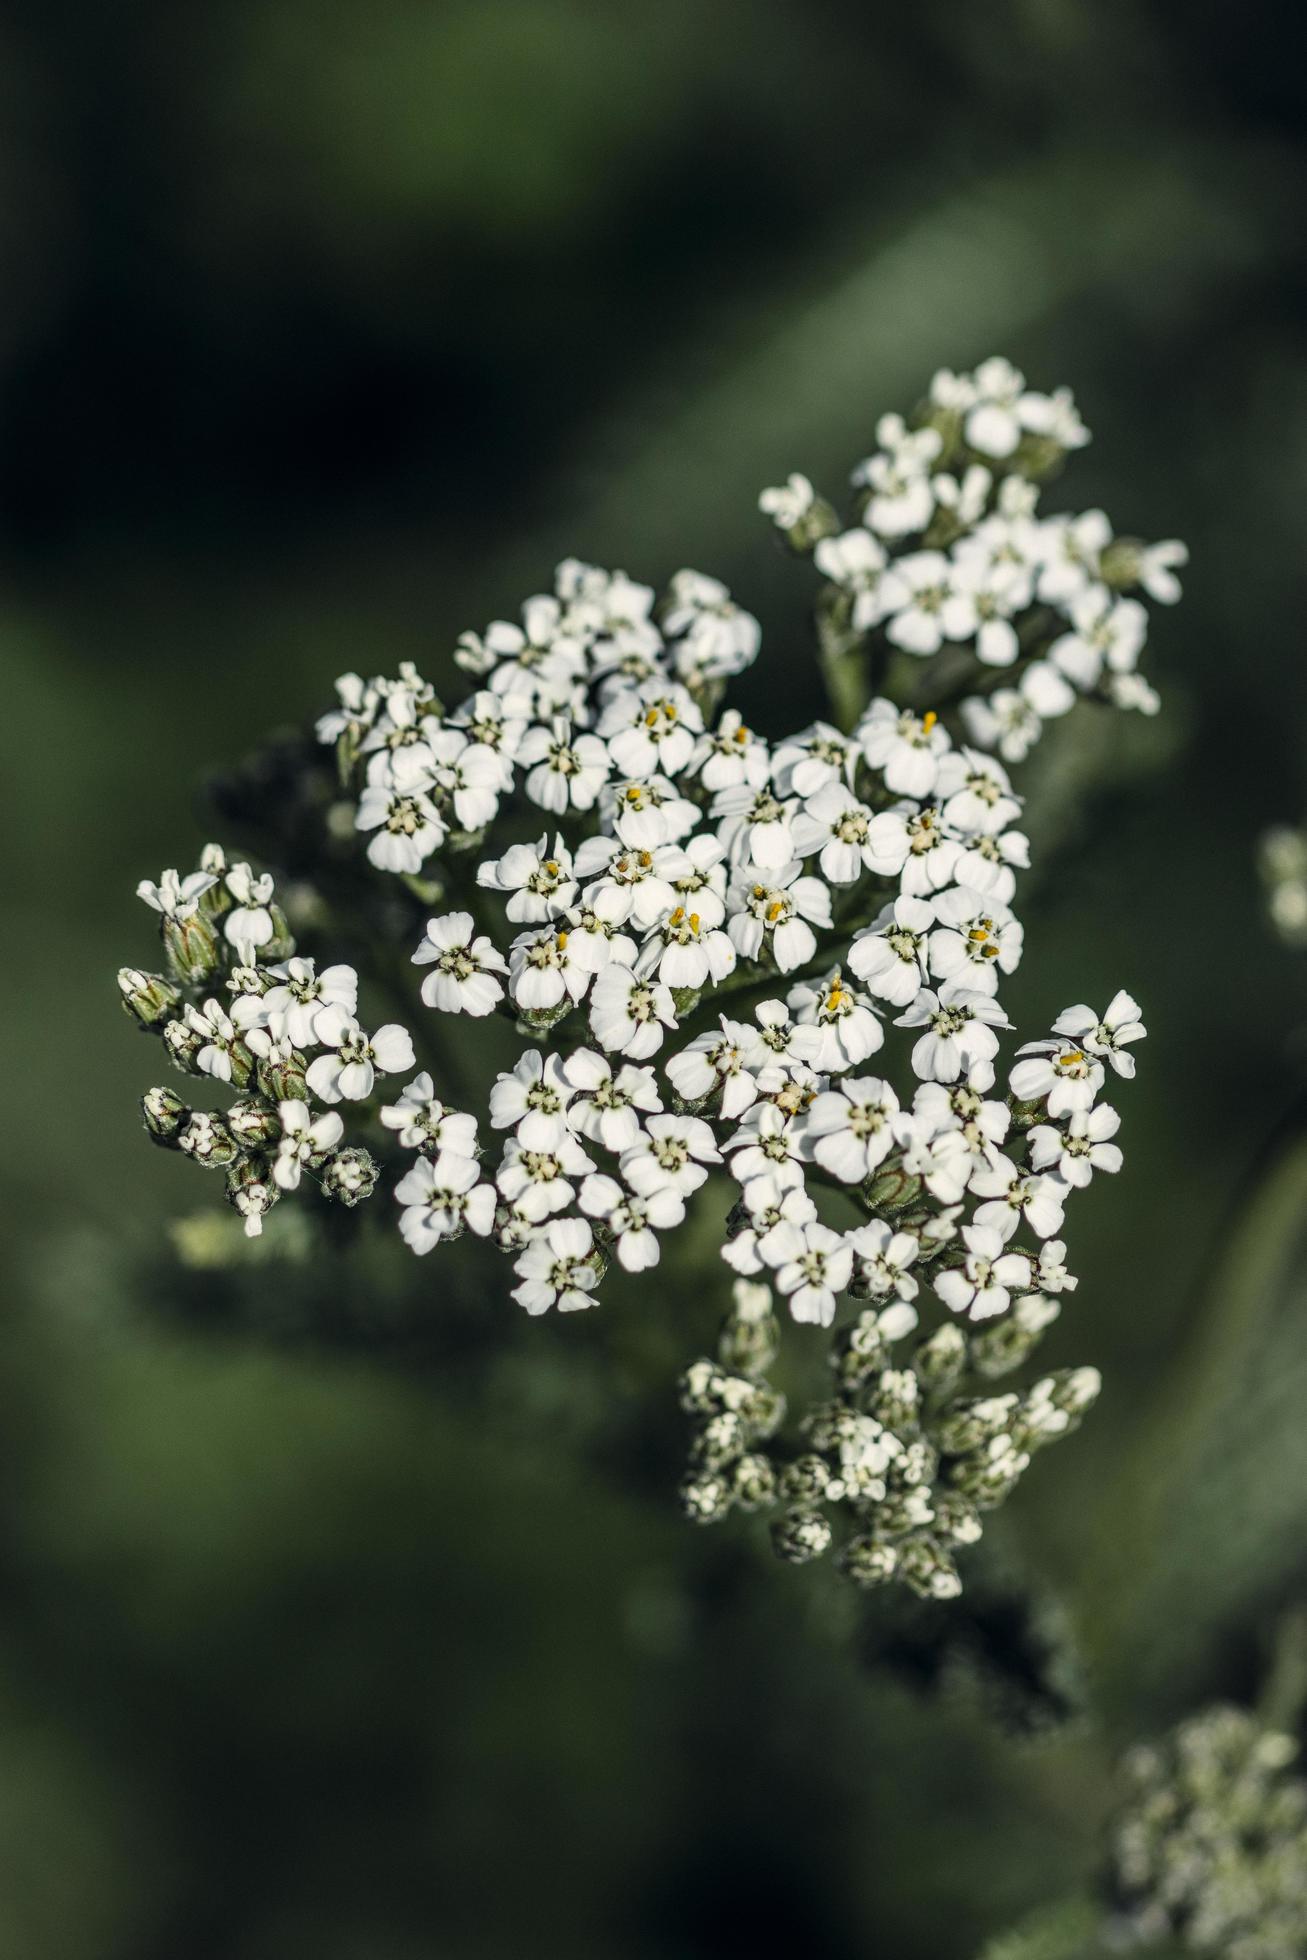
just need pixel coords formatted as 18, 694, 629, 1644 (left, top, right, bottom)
122, 359, 1182, 1592
1108, 1705, 1307, 1957
679, 1279, 1096, 1599
1259, 824, 1307, 948
122, 850, 413, 1236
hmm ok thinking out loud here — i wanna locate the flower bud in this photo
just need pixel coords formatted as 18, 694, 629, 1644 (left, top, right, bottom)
897, 1534, 962, 1601
840, 1533, 899, 1588
163, 909, 221, 985
321, 1146, 379, 1206
118, 967, 182, 1029
780, 1454, 832, 1506
692, 1411, 747, 1473
913, 1322, 968, 1395
869, 1367, 919, 1432
771, 1506, 832, 1565
936, 1394, 1019, 1457
255, 1049, 309, 1105
680, 1473, 733, 1525
226, 1157, 277, 1236
142, 1085, 187, 1142
163, 1016, 205, 1075
227, 1098, 283, 1150
732, 1453, 777, 1512
718, 1306, 781, 1378
176, 1111, 240, 1169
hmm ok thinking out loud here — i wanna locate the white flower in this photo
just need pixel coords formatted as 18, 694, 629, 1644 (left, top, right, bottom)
724, 1101, 807, 1196
927, 887, 1022, 996
935, 748, 1021, 837
853, 415, 942, 537
563, 1048, 663, 1151
379, 1073, 478, 1156
579, 1172, 684, 1272
879, 550, 956, 656
939, 546, 1027, 667
516, 715, 611, 813
864, 803, 962, 895
496, 1134, 594, 1222
1029, 1103, 1123, 1188
857, 699, 951, 797
1009, 1040, 1104, 1116
413, 911, 508, 1016
224, 863, 276, 955
813, 528, 892, 631
316, 670, 380, 745
448, 689, 529, 777
726, 862, 832, 971
1051, 990, 1145, 1078
896, 985, 1010, 1083
688, 708, 771, 792
768, 1221, 853, 1326
771, 721, 857, 800
662, 569, 761, 681
712, 784, 801, 870
635, 905, 736, 991
791, 784, 883, 885
758, 472, 815, 531
305, 1011, 416, 1103
848, 896, 935, 1007
953, 823, 1029, 906
800, 1076, 900, 1182
1049, 587, 1148, 688
396, 1150, 497, 1251
1034, 1239, 1077, 1294
588, 964, 677, 1059
621, 1114, 721, 1199
603, 775, 699, 849
489, 1050, 576, 1148
274, 1098, 345, 1191
260, 958, 359, 1047
959, 688, 1044, 764
507, 924, 594, 1012
666, 1021, 760, 1120
186, 998, 241, 1082
720, 1183, 817, 1274
1035, 509, 1112, 605
787, 970, 884, 1073
963, 357, 1087, 459
846, 1218, 920, 1301
573, 836, 679, 930
511, 1217, 599, 1314
356, 784, 446, 873
137, 867, 217, 919
969, 1158, 1067, 1242
428, 731, 506, 833
477, 835, 577, 924
599, 682, 702, 779
1137, 538, 1187, 604
935, 1223, 1029, 1321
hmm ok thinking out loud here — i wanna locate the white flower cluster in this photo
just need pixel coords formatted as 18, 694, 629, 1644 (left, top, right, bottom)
125, 359, 1178, 1593
763, 355, 1185, 763
124, 846, 415, 1236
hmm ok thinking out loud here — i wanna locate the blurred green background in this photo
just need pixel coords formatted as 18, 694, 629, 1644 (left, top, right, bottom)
6, 2, 1307, 1954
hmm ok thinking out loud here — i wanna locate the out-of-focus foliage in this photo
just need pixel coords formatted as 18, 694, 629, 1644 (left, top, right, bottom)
6, 2, 1307, 1955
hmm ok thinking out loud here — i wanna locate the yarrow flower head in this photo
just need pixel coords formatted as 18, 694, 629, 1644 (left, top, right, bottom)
122, 357, 1177, 1599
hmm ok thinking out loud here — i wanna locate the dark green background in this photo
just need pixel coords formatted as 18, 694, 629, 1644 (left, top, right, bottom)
5, 3, 1307, 1954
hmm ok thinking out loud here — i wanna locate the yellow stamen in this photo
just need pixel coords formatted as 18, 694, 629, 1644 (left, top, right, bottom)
670, 907, 684, 925
922, 710, 938, 733
1058, 1050, 1084, 1066
766, 901, 784, 922
625, 786, 642, 802
544, 861, 559, 876
752, 883, 766, 899
556, 932, 569, 950
689, 912, 701, 932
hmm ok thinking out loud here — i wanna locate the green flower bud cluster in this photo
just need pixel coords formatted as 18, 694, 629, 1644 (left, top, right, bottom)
677, 1279, 1097, 1602
1108, 1705, 1307, 1957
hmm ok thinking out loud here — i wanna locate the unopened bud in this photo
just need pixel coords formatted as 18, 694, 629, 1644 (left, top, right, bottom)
163, 909, 221, 984
771, 1506, 832, 1566
163, 1016, 205, 1075
227, 1098, 283, 1150
176, 1111, 239, 1169
118, 967, 182, 1029
321, 1146, 378, 1207
732, 1453, 777, 1512
680, 1473, 733, 1525
142, 1085, 187, 1142
226, 1158, 277, 1237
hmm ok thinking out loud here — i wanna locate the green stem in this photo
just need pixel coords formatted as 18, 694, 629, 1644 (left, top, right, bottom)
975, 1893, 1103, 1960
